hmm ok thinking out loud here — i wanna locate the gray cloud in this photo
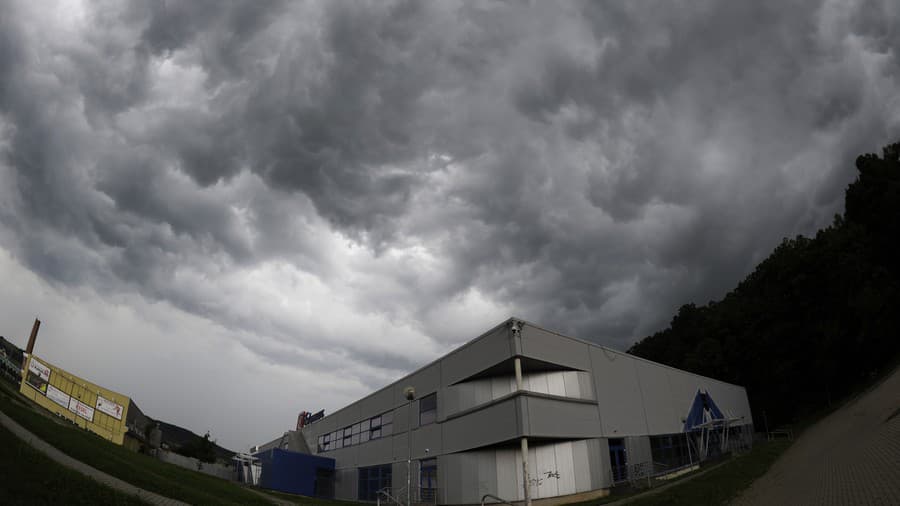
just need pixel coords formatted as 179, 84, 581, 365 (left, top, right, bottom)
1, 0, 899, 445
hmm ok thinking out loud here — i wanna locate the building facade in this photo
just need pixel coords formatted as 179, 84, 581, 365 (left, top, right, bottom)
286, 318, 753, 503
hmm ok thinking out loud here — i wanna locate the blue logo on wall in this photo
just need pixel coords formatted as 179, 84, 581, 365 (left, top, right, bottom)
683, 390, 725, 432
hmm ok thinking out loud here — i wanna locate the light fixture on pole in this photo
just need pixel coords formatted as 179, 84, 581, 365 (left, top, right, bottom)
403, 386, 416, 506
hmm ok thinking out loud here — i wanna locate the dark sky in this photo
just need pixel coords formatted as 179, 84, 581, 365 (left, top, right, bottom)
1, 0, 898, 449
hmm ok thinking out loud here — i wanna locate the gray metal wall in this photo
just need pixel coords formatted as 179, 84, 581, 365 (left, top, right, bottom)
522, 324, 753, 437
292, 318, 752, 502
441, 438, 606, 504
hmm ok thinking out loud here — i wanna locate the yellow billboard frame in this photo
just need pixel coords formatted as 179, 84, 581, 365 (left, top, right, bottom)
19, 354, 131, 445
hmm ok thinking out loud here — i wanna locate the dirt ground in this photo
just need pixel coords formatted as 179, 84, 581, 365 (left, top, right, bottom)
732, 365, 900, 505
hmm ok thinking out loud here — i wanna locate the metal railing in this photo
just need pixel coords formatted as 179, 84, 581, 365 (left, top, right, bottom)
481, 494, 515, 506
374, 485, 437, 506
377, 487, 404, 506
766, 428, 794, 441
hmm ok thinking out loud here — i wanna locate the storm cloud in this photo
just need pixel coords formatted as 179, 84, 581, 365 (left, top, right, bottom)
1, 0, 898, 449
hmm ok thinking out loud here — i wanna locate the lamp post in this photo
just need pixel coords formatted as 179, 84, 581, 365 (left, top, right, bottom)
403, 386, 416, 506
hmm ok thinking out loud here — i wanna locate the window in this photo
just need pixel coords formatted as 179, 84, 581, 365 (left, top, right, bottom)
650, 434, 690, 471
358, 464, 392, 501
370, 411, 393, 439
420, 458, 437, 502
419, 393, 437, 426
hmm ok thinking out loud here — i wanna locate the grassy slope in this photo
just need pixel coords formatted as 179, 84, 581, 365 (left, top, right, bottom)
0, 422, 148, 506
260, 488, 361, 505
628, 442, 789, 506
574, 440, 791, 506
0, 379, 272, 506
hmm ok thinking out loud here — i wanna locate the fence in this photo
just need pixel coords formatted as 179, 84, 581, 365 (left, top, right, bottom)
611, 431, 753, 490
375, 485, 438, 506
155, 449, 233, 481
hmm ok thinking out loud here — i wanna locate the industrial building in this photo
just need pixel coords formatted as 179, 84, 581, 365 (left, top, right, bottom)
259, 318, 753, 504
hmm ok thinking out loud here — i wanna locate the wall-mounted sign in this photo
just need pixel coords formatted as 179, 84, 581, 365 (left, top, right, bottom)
69, 397, 95, 422
25, 357, 51, 394
46, 384, 71, 409
96, 395, 124, 420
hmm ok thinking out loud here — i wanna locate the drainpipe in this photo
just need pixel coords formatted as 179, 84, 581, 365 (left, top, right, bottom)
511, 320, 531, 506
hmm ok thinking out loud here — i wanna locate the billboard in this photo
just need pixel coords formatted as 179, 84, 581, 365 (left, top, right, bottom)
46, 384, 70, 408
24, 357, 51, 394
69, 397, 95, 422
19, 355, 131, 445
96, 395, 124, 420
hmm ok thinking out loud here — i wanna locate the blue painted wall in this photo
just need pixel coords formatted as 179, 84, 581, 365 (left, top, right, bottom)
255, 448, 335, 497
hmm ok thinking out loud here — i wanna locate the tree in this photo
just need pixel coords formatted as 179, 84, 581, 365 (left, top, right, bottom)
628, 139, 900, 430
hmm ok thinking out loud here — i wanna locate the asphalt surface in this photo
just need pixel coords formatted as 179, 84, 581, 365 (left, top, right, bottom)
732, 365, 900, 506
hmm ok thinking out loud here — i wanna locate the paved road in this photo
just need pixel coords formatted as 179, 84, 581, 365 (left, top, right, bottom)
0, 409, 190, 506
732, 365, 900, 506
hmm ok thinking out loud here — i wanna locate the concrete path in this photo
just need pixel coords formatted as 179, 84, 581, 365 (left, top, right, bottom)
732, 365, 900, 506
241, 486, 297, 506
0, 409, 190, 506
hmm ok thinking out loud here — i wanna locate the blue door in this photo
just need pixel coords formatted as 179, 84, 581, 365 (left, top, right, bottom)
608, 439, 627, 483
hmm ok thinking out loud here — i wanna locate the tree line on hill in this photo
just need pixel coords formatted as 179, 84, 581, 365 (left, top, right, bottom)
628, 141, 900, 431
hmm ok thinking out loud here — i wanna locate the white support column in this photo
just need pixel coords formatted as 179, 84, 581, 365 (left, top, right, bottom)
514, 356, 524, 391
515, 356, 531, 506
521, 435, 531, 506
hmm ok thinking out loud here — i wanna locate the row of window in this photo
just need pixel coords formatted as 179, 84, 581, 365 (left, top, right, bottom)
316, 393, 439, 453
317, 411, 394, 452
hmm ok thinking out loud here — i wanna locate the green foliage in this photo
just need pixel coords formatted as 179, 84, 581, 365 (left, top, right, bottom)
629, 141, 900, 430
175, 430, 218, 464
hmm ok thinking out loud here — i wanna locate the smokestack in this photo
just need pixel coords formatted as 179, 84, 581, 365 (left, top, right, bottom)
25, 318, 40, 355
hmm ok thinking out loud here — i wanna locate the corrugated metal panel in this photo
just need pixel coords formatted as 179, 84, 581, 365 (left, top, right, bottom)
555, 441, 577, 496
535, 443, 558, 498
572, 439, 592, 493
496, 447, 519, 500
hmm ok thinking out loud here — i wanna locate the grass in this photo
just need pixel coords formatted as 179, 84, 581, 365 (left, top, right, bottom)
260, 489, 361, 505
0, 379, 274, 505
573, 441, 791, 506
0, 422, 148, 505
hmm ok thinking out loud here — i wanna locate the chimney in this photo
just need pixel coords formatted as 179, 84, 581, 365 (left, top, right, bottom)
25, 318, 40, 355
